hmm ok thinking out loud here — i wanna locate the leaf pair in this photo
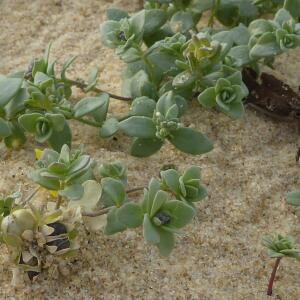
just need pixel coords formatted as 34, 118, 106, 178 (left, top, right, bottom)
119, 91, 213, 157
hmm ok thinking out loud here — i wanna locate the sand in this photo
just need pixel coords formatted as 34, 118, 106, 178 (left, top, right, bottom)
1, 1, 300, 299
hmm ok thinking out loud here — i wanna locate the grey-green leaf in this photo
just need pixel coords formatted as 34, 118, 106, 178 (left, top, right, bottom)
100, 118, 119, 138
119, 116, 156, 138
168, 128, 213, 155
287, 191, 300, 206
117, 202, 143, 228
74, 94, 109, 118
0, 118, 12, 138
143, 213, 160, 244
0, 76, 23, 107
130, 137, 163, 157
59, 184, 84, 201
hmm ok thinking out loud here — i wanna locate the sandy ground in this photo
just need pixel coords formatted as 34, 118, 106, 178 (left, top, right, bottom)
1, 1, 300, 299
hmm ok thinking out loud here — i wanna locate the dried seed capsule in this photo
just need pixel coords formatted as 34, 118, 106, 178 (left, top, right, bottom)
27, 271, 39, 281
47, 222, 68, 236
19, 254, 38, 267
46, 238, 70, 252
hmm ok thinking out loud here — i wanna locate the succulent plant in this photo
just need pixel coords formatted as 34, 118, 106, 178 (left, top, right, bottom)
142, 178, 195, 256
29, 145, 94, 202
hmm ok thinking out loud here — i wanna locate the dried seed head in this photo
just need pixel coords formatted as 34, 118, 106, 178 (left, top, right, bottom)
47, 222, 68, 236
46, 238, 71, 252
27, 271, 39, 281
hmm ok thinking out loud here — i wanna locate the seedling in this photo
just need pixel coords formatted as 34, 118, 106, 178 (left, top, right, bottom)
263, 188, 300, 295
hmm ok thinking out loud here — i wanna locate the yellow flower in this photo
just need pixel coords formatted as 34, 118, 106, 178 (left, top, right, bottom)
34, 148, 43, 160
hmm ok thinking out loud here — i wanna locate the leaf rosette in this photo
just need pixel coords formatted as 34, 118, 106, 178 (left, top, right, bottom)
142, 178, 195, 256
119, 91, 213, 157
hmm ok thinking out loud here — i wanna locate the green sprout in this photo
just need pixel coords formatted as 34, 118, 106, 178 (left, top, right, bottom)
262, 235, 300, 296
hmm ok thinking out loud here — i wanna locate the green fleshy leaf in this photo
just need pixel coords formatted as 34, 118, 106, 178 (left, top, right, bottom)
284, 0, 300, 21
48, 162, 68, 174
163, 200, 195, 228
168, 128, 213, 155
59, 184, 84, 201
228, 46, 251, 67
107, 8, 129, 21
275, 8, 293, 26
34, 72, 53, 89
182, 166, 201, 182
100, 20, 121, 48
130, 10, 145, 35
143, 213, 160, 244
58, 144, 70, 164
74, 94, 109, 118
32, 59, 46, 77
129, 70, 158, 99
18, 113, 42, 133
46, 113, 65, 132
287, 191, 300, 206
105, 207, 127, 235
84, 68, 100, 92
157, 228, 175, 256
215, 78, 231, 94
117, 202, 143, 228
150, 190, 167, 218
130, 97, 156, 117
48, 122, 72, 152
66, 155, 91, 181
0, 118, 12, 138
119, 116, 156, 138
198, 87, 216, 108
160, 169, 180, 194
170, 11, 194, 33
130, 137, 163, 157
101, 178, 126, 207
0, 76, 23, 107
221, 100, 245, 119
29, 170, 60, 190
250, 32, 281, 59
144, 9, 167, 36
142, 178, 161, 214
4, 122, 26, 149
100, 118, 119, 138
156, 91, 175, 116
5, 88, 28, 118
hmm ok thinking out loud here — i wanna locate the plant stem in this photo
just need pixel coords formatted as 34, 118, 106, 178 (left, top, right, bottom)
82, 187, 145, 218
267, 257, 281, 296
56, 182, 64, 209
66, 79, 132, 101
56, 194, 62, 209
126, 186, 145, 194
